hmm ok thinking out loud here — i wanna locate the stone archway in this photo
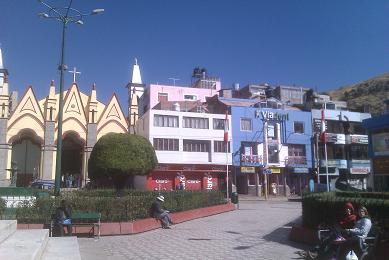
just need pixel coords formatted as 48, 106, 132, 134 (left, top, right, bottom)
11, 129, 42, 187
61, 132, 84, 188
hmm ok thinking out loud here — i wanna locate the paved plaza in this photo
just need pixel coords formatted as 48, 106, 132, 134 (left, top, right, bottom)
78, 199, 308, 260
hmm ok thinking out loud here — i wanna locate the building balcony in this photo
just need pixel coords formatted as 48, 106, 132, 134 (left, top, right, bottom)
286, 156, 307, 166
241, 154, 263, 166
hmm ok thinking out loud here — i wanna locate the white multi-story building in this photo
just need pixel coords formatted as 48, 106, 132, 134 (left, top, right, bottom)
135, 105, 232, 191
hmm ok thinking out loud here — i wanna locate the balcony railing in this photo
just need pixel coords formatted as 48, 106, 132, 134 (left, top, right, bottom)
241, 154, 262, 164
286, 156, 307, 165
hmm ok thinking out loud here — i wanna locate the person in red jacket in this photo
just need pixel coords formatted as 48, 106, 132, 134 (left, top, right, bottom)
333, 202, 357, 242
307, 202, 357, 259
338, 202, 357, 229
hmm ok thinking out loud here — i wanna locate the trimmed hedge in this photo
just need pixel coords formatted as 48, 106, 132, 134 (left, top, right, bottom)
302, 192, 389, 229
4, 190, 226, 224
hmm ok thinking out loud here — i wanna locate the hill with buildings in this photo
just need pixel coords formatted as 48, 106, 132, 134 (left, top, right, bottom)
327, 73, 389, 116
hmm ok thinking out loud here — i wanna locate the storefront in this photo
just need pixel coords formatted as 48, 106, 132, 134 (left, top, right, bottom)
146, 164, 227, 191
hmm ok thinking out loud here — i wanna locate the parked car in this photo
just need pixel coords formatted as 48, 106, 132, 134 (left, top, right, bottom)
30, 179, 55, 190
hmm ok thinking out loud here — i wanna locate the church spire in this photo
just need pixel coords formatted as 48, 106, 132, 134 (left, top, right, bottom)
126, 58, 145, 134
131, 58, 142, 84
0, 46, 7, 89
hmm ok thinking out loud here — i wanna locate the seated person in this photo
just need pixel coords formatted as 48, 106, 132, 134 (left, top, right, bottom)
336, 206, 372, 260
150, 195, 173, 229
53, 199, 73, 236
308, 202, 357, 259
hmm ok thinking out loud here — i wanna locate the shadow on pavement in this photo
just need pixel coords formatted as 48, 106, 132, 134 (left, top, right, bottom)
262, 217, 310, 251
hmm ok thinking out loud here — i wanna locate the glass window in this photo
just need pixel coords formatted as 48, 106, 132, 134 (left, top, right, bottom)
183, 140, 210, 152
153, 138, 179, 151
268, 144, 280, 163
214, 141, 230, 153
288, 144, 306, 156
183, 117, 209, 129
184, 94, 197, 100
350, 145, 368, 160
268, 124, 275, 138
153, 114, 179, 127
241, 118, 252, 131
158, 93, 168, 103
213, 119, 225, 130
294, 122, 304, 134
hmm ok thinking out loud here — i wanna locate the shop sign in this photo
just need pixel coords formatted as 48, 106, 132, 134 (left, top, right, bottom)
325, 133, 346, 144
347, 135, 368, 144
187, 180, 201, 184
293, 168, 309, 174
206, 176, 213, 190
270, 168, 281, 173
372, 133, 389, 156
155, 179, 169, 184
349, 160, 370, 168
320, 159, 347, 169
350, 167, 370, 174
255, 110, 289, 121
263, 169, 272, 174
241, 167, 256, 173
373, 158, 389, 175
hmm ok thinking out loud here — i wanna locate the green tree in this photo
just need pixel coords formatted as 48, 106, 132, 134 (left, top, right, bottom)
88, 133, 158, 191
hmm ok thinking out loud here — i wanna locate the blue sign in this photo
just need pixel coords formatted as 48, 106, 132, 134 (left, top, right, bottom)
263, 169, 272, 174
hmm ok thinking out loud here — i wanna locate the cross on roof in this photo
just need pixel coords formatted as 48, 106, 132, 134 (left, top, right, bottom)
69, 67, 81, 82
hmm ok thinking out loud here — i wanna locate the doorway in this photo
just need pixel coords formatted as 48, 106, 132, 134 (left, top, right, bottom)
61, 132, 84, 188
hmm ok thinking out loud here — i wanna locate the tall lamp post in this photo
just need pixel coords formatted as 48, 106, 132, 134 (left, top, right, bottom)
38, 0, 103, 196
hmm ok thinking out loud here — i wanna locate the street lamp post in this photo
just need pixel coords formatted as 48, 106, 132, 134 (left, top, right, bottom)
38, 0, 103, 196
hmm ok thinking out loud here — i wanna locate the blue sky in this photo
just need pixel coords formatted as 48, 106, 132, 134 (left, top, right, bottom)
1, 0, 389, 107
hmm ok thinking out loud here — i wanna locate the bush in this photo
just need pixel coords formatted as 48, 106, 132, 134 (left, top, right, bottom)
302, 192, 389, 229
88, 133, 158, 190
11, 190, 226, 223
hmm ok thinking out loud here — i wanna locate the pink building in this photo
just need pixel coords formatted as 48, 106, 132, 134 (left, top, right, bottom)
141, 72, 221, 114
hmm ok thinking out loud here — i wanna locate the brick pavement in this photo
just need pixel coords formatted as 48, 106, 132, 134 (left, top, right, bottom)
78, 200, 309, 260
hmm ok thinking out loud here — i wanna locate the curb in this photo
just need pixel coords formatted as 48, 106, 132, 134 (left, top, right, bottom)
18, 203, 235, 236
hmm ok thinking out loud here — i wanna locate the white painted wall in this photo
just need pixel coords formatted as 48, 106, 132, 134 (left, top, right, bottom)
137, 109, 232, 165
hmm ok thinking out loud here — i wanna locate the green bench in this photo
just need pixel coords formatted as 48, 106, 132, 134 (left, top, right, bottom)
50, 211, 101, 238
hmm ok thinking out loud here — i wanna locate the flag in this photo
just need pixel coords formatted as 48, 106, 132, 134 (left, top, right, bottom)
320, 106, 326, 143
224, 110, 228, 144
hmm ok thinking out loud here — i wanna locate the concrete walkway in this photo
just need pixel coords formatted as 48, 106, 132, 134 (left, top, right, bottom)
78, 200, 308, 260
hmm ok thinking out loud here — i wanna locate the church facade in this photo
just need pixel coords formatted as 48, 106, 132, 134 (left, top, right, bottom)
0, 74, 129, 187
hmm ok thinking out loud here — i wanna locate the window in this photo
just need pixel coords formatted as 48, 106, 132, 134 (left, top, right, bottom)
288, 144, 306, 157
240, 118, 252, 131
153, 138, 179, 151
267, 124, 276, 138
183, 117, 209, 129
294, 122, 304, 134
213, 119, 225, 130
184, 94, 197, 100
350, 145, 368, 160
268, 144, 280, 163
267, 123, 279, 140
158, 93, 168, 103
214, 141, 230, 153
153, 114, 179, 127
183, 140, 210, 152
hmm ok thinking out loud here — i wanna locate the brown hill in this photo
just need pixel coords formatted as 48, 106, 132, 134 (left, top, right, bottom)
327, 73, 389, 116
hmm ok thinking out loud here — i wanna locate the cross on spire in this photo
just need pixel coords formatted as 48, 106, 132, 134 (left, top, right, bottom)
69, 67, 81, 82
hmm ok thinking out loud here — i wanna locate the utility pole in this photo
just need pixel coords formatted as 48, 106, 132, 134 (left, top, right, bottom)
263, 119, 269, 200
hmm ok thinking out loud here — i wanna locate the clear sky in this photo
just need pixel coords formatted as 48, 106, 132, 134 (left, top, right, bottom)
1, 0, 389, 107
